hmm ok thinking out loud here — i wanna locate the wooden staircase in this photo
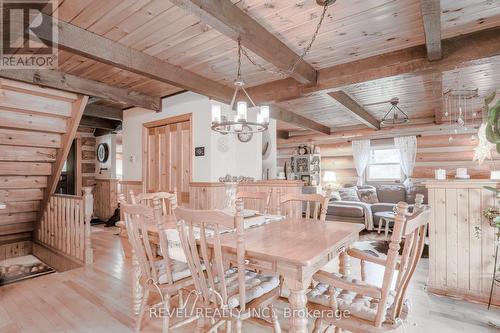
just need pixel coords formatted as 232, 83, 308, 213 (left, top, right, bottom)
0, 79, 88, 259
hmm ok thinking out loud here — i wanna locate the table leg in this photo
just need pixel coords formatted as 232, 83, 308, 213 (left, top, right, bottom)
339, 251, 351, 278
132, 251, 144, 316
384, 218, 389, 239
285, 278, 311, 333
377, 218, 382, 234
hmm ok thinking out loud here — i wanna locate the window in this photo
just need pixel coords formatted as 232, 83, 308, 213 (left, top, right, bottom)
367, 148, 402, 181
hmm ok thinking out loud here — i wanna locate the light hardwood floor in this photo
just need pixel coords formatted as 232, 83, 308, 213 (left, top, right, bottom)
0, 226, 498, 332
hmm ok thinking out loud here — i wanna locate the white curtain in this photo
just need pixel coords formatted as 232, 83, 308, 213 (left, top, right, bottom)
394, 135, 417, 186
352, 140, 371, 186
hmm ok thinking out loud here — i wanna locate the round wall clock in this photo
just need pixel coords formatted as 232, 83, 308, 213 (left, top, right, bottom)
237, 124, 253, 143
97, 143, 109, 163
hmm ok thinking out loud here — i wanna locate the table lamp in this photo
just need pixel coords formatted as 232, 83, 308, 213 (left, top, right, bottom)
323, 171, 338, 190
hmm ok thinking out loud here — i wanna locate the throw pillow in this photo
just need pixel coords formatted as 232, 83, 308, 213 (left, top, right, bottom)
358, 188, 379, 204
339, 187, 360, 202
330, 191, 341, 201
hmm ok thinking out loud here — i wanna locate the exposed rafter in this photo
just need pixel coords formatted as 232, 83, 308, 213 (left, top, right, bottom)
35, 14, 234, 103
83, 104, 123, 121
327, 91, 380, 130
0, 69, 161, 111
80, 116, 121, 131
169, 0, 317, 84
245, 27, 500, 104
420, 0, 442, 60
270, 105, 331, 135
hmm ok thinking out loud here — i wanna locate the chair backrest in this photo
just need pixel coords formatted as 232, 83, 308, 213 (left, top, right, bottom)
277, 189, 331, 221
236, 189, 272, 214
175, 200, 247, 311
129, 190, 177, 216
121, 195, 179, 286
375, 194, 430, 326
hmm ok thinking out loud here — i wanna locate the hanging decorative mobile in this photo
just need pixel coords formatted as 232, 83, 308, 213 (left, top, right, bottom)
443, 88, 480, 143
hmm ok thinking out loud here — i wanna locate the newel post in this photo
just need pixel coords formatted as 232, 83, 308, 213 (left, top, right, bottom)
83, 186, 94, 264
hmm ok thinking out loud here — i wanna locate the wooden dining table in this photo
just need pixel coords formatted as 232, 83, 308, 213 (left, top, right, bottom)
213, 218, 364, 333
119, 217, 364, 333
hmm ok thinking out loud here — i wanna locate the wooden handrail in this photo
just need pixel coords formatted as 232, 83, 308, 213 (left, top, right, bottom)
35, 187, 94, 265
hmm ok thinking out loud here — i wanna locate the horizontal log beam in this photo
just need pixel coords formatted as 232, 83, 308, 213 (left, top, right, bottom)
270, 105, 331, 135
35, 14, 233, 102
84, 104, 123, 121
169, 0, 317, 84
420, 0, 442, 60
0, 69, 161, 111
79, 116, 121, 131
246, 27, 500, 104
327, 91, 380, 130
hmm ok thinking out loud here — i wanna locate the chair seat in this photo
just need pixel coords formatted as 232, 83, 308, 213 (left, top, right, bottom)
307, 275, 397, 322
157, 259, 192, 284
222, 268, 280, 309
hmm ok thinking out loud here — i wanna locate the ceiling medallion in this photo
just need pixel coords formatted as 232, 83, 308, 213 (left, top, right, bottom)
211, 39, 269, 136
316, 0, 336, 6
380, 98, 410, 126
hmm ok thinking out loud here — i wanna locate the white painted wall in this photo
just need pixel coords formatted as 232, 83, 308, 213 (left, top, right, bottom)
95, 134, 117, 180
122, 92, 267, 182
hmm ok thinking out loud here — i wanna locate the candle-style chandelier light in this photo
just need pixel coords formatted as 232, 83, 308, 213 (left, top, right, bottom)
211, 39, 270, 135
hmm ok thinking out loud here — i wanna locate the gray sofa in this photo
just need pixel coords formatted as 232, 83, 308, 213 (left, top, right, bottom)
325, 184, 427, 230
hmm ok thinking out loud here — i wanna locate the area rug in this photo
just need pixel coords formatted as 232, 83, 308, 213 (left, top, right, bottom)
355, 231, 429, 259
0, 255, 55, 286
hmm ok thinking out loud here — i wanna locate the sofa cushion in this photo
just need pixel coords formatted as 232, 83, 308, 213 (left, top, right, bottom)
327, 203, 365, 218
377, 185, 406, 203
358, 187, 379, 204
339, 187, 360, 201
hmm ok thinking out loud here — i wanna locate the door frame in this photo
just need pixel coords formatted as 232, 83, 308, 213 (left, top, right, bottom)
142, 113, 193, 197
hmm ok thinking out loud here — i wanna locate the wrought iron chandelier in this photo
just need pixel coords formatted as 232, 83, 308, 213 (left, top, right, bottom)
211, 39, 270, 135
380, 98, 409, 125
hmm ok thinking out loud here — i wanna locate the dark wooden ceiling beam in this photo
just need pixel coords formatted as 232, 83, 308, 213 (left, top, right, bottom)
269, 105, 331, 135
420, 0, 442, 60
35, 14, 234, 102
79, 115, 121, 131
83, 104, 123, 121
327, 91, 380, 130
245, 27, 500, 104
169, 0, 317, 84
0, 69, 161, 111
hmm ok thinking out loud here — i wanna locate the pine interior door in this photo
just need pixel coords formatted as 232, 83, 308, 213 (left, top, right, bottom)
146, 119, 191, 205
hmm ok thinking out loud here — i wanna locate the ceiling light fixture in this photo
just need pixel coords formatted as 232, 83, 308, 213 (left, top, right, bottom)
380, 97, 409, 125
211, 38, 269, 135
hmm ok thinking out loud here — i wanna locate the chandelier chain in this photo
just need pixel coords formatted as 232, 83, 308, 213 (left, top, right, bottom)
238, 1, 330, 77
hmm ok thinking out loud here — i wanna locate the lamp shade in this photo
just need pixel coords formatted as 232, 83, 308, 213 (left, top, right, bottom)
211, 104, 221, 122
323, 171, 337, 183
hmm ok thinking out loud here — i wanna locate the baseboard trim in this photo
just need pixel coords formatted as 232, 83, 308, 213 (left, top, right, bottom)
32, 242, 83, 272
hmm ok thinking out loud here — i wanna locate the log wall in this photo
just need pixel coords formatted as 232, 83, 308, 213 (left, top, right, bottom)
278, 133, 495, 185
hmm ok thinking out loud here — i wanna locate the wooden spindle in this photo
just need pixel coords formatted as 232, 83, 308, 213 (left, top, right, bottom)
83, 187, 94, 264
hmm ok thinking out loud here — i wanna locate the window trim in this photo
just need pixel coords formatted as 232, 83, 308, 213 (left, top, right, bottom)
366, 147, 403, 182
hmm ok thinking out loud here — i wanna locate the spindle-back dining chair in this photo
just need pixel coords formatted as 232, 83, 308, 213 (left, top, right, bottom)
307, 196, 430, 333
121, 195, 195, 333
175, 199, 282, 333
236, 189, 272, 214
277, 189, 331, 221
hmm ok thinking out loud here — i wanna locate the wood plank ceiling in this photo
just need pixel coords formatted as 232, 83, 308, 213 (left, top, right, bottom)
10, 0, 500, 132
